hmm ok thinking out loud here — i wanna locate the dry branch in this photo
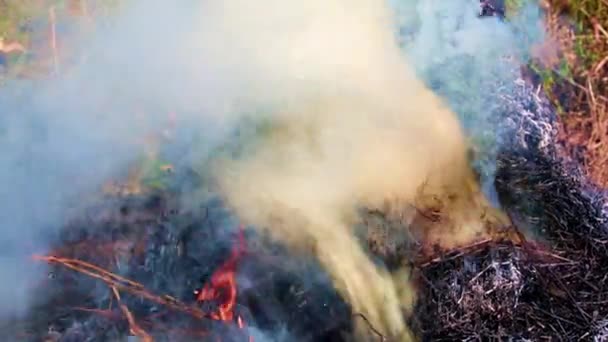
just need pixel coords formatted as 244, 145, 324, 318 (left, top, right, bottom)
111, 286, 153, 342
33, 255, 214, 321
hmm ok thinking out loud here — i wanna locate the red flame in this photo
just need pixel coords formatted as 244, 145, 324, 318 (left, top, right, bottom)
195, 225, 253, 341
32, 224, 254, 341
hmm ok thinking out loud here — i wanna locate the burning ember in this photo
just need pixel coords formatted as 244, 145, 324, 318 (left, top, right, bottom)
194, 226, 253, 340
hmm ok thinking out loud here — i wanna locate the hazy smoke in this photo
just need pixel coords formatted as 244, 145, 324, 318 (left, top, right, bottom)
0, 0, 547, 340
0, 1, 225, 320
204, 0, 509, 339
398, 0, 547, 203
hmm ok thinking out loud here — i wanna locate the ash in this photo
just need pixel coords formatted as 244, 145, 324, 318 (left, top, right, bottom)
412, 67, 608, 340
412, 241, 537, 340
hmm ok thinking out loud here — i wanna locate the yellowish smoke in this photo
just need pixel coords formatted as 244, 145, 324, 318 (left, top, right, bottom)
200, 0, 506, 339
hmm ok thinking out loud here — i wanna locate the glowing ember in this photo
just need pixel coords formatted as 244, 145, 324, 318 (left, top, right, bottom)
195, 225, 253, 340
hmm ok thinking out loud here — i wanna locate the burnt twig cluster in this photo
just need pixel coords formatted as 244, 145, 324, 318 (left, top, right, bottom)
411, 76, 608, 340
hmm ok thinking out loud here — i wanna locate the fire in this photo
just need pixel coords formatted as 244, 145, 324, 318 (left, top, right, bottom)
195, 225, 253, 341
33, 225, 255, 341
40, 109, 254, 339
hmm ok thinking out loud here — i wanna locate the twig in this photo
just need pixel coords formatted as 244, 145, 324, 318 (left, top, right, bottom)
417, 238, 494, 267
587, 77, 597, 109
594, 55, 608, 74
528, 248, 576, 263
352, 313, 387, 341
111, 286, 153, 342
592, 18, 608, 40
33, 255, 214, 320
534, 306, 584, 329
548, 68, 608, 103
546, 267, 593, 322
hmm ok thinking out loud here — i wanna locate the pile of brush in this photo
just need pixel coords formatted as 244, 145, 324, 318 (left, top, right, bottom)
410, 76, 608, 340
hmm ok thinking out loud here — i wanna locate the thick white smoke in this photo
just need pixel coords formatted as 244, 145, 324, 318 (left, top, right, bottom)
200, 0, 516, 339
0, 1, 548, 341
398, 0, 547, 203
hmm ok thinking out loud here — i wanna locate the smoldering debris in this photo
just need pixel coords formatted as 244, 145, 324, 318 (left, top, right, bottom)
409, 66, 608, 340
9, 67, 608, 342
412, 224, 608, 340
4, 1, 608, 342
7, 185, 354, 342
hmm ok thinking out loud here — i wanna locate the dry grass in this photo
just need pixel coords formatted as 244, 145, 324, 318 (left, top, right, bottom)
526, 0, 608, 187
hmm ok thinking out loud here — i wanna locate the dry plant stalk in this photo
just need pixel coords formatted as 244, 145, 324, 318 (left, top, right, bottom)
541, 0, 608, 186
111, 286, 153, 342
33, 255, 213, 320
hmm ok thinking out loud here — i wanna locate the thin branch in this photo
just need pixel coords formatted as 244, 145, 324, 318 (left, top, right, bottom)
111, 286, 153, 342
352, 313, 387, 342
33, 255, 214, 320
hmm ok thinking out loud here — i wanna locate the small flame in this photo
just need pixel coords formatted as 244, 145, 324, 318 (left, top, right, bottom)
196, 225, 252, 340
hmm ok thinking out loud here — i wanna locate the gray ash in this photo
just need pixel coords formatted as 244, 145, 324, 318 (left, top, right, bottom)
412, 73, 608, 340
412, 241, 538, 340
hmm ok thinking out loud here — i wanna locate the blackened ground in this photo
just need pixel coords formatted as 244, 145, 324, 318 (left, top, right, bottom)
411, 148, 608, 340
411, 85, 608, 340
411, 241, 539, 340
5, 187, 352, 342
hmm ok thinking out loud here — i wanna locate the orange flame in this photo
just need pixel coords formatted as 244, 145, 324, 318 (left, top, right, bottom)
32, 225, 255, 340
195, 225, 253, 341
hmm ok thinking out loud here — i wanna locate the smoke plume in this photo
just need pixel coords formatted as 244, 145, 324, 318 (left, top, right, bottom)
205, 0, 509, 339
398, 0, 547, 203
0, 0, 549, 340
0, 1, 223, 321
